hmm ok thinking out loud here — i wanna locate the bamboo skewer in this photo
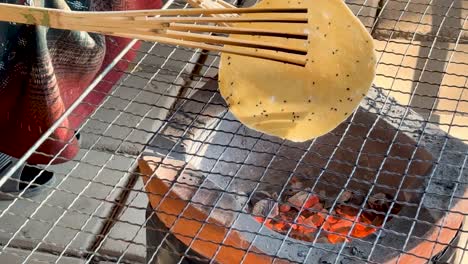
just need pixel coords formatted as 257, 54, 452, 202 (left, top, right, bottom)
187, 0, 237, 10
143, 16, 307, 23
0, 3, 310, 66
160, 30, 308, 54
80, 7, 308, 17
167, 23, 308, 39
185, 0, 238, 26
0, 3, 307, 21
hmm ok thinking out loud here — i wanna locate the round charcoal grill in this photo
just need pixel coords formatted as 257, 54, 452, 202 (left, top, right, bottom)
145, 81, 467, 264
0, 0, 466, 264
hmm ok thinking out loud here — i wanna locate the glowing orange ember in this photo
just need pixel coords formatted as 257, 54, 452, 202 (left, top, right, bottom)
303, 195, 320, 208
253, 192, 400, 244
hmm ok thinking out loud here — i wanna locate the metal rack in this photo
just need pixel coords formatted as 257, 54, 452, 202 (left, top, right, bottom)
0, 0, 466, 263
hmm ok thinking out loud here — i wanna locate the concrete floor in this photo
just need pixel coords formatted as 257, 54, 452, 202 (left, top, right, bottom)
0, 0, 466, 263
0, 38, 211, 263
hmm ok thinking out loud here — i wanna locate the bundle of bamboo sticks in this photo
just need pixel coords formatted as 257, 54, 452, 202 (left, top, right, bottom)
0, 0, 309, 65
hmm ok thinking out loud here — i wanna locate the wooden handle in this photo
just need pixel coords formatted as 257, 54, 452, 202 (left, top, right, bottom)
0, 3, 64, 27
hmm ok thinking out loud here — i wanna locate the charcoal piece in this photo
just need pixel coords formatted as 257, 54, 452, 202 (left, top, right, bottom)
249, 190, 272, 206
337, 190, 353, 203
252, 199, 279, 218
279, 204, 291, 212
368, 192, 388, 210
285, 181, 306, 196
288, 190, 315, 209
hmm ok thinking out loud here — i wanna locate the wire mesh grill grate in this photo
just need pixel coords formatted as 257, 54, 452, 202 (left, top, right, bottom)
0, 0, 466, 263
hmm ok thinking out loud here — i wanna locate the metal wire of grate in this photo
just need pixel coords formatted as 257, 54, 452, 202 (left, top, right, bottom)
0, 0, 466, 263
